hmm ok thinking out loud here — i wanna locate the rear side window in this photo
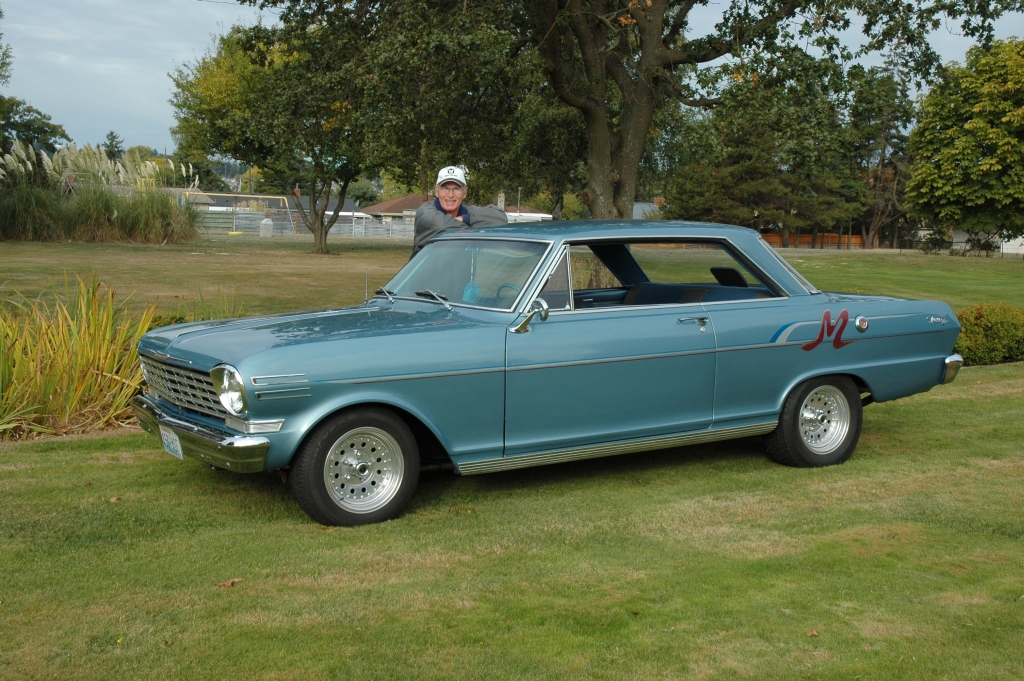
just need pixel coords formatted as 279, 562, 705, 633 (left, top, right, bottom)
630, 242, 761, 287
562, 240, 777, 309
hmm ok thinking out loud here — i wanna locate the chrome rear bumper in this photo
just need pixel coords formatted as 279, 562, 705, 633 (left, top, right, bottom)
941, 354, 964, 385
132, 394, 270, 473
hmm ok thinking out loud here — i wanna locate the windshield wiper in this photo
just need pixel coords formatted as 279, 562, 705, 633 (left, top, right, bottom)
374, 287, 395, 303
414, 289, 452, 311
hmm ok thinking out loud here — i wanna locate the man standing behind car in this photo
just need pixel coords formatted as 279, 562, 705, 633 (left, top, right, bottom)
411, 166, 507, 257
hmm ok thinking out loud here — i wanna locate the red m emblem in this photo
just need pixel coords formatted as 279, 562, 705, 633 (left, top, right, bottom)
802, 309, 854, 351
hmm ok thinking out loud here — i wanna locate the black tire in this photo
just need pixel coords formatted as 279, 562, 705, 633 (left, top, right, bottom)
764, 375, 862, 468
291, 408, 420, 526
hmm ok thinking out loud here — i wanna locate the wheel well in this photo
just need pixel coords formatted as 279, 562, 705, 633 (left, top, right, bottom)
848, 374, 871, 396
300, 402, 452, 466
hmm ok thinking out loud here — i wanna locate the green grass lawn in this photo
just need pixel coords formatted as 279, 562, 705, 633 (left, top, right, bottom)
2, 236, 1023, 679
1, 363, 1022, 680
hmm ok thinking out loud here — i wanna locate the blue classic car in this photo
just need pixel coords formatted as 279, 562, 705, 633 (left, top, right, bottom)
133, 222, 963, 525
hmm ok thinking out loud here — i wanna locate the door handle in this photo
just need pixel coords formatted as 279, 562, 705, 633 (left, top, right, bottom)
677, 316, 708, 325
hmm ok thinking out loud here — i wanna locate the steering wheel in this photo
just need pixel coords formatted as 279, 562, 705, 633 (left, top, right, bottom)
496, 283, 522, 297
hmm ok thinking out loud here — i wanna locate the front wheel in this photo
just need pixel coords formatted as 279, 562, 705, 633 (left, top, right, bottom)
764, 375, 862, 467
291, 408, 420, 526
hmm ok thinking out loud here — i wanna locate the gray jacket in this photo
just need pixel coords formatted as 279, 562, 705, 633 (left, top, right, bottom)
411, 201, 508, 256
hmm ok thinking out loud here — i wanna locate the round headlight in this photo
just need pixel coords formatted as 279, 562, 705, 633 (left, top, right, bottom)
211, 365, 248, 416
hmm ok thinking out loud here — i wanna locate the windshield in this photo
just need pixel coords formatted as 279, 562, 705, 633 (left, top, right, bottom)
386, 239, 549, 310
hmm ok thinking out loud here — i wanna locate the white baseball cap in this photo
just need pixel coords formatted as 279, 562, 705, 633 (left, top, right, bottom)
435, 166, 467, 187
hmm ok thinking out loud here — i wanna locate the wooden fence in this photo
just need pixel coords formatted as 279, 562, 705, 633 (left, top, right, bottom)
761, 233, 863, 249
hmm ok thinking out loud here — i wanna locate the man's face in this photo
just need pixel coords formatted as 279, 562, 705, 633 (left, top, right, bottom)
437, 181, 467, 213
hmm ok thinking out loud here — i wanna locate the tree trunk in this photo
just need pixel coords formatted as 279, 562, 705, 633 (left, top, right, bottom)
550, 191, 565, 220
781, 225, 789, 248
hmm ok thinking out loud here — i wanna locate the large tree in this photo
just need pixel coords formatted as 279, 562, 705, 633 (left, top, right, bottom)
172, 19, 369, 253
252, 0, 1016, 221
0, 96, 70, 155
512, 0, 1006, 219
661, 52, 868, 245
848, 64, 915, 248
906, 38, 1024, 241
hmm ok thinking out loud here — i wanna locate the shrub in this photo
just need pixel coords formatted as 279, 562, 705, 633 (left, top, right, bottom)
954, 303, 1024, 366
0, 278, 156, 439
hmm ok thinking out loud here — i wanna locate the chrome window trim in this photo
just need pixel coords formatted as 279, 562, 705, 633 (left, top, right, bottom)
757, 236, 821, 294
521, 236, 792, 317
547, 300, 705, 317
545, 294, 790, 317
530, 244, 572, 313
387, 237, 554, 313
558, 235, 790, 299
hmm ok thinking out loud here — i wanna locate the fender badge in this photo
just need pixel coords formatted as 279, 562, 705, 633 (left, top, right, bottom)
803, 309, 854, 351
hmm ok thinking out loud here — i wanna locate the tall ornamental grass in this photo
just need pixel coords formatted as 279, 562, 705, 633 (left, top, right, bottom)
0, 140, 199, 244
0, 184, 200, 244
0, 278, 155, 439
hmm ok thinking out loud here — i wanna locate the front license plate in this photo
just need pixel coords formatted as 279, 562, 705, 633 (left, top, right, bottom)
159, 426, 183, 459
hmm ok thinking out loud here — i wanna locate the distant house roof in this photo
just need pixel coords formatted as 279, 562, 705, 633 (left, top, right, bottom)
362, 194, 427, 216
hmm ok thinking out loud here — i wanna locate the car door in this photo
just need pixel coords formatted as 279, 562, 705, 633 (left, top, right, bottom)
503, 245, 718, 458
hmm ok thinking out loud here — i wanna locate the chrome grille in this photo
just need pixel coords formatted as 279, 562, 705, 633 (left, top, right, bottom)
139, 356, 227, 419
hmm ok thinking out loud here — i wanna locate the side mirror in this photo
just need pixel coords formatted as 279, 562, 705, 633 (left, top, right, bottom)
510, 297, 550, 334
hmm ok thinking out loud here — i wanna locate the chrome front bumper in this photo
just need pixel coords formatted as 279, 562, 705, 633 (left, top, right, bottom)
132, 394, 270, 473
941, 354, 964, 385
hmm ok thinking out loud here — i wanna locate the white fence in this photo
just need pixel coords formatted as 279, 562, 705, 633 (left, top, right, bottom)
197, 210, 415, 238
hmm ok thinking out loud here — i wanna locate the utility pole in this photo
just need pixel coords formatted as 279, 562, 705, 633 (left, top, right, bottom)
517, 187, 521, 220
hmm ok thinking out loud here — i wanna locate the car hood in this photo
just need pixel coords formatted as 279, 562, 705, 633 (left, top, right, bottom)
139, 304, 493, 370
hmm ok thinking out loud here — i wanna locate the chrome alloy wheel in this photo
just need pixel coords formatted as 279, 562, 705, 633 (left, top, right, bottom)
798, 385, 851, 455
323, 427, 405, 513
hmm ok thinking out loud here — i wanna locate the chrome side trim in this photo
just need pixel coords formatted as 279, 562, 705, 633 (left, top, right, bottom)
456, 422, 777, 475
329, 366, 504, 385
251, 373, 307, 386
507, 347, 717, 372
942, 354, 964, 384
254, 387, 312, 400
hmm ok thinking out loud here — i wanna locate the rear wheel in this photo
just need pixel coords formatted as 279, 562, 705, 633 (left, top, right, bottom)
292, 408, 420, 526
765, 375, 862, 467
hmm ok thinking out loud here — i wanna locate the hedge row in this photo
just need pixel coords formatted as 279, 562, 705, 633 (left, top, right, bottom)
954, 303, 1024, 366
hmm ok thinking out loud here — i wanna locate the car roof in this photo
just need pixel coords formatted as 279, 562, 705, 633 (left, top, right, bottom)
433, 220, 760, 242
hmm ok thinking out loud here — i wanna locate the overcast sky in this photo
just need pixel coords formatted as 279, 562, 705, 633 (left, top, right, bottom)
2, 1, 1022, 153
